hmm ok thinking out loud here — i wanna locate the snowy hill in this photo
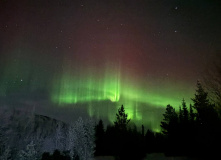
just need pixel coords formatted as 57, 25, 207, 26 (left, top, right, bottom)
0, 107, 95, 159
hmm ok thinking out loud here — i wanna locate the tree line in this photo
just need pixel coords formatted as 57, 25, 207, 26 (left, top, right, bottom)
1, 80, 220, 159
95, 81, 221, 159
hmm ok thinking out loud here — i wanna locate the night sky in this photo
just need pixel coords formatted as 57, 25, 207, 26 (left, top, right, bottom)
0, 0, 220, 131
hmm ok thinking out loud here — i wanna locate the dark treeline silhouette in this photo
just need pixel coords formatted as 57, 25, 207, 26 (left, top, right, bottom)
95, 105, 146, 160
160, 81, 221, 158
95, 105, 166, 160
39, 81, 220, 159
95, 81, 221, 159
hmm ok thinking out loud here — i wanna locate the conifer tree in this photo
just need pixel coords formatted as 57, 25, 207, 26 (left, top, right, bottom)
161, 105, 179, 154
73, 117, 95, 160
179, 106, 183, 123
160, 104, 178, 136
182, 98, 189, 124
114, 105, 130, 130
95, 120, 104, 139
189, 104, 195, 123
192, 81, 217, 125
191, 81, 220, 157
95, 119, 105, 156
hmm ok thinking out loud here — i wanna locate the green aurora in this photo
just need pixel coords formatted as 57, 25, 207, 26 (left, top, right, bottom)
50, 60, 193, 131
0, 54, 194, 131
1, 0, 217, 131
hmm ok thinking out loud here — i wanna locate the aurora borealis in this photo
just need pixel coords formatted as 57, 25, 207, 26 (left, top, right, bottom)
0, 0, 220, 131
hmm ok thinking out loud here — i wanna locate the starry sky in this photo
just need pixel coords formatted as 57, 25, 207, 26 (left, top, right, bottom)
0, 0, 220, 130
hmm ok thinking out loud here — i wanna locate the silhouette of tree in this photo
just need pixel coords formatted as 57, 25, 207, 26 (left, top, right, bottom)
160, 104, 179, 154
95, 119, 105, 156
145, 129, 155, 153
189, 104, 195, 123
181, 99, 189, 124
41, 152, 51, 160
104, 125, 116, 156
179, 105, 183, 123
141, 125, 144, 137
95, 119, 104, 139
160, 104, 178, 136
52, 150, 62, 160
203, 56, 221, 115
176, 99, 191, 155
191, 81, 220, 158
114, 105, 130, 130
192, 81, 218, 125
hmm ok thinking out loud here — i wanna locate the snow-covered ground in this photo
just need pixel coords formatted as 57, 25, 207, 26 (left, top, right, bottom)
94, 156, 115, 160
144, 153, 196, 160
94, 154, 197, 160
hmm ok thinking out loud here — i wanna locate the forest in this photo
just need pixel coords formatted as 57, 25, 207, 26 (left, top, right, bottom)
94, 81, 221, 160
0, 81, 221, 160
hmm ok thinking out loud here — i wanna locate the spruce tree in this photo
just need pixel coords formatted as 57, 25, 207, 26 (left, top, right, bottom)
179, 106, 183, 123
192, 81, 217, 125
191, 81, 220, 157
182, 98, 189, 124
114, 105, 130, 130
178, 99, 190, 154
189, 104, 195, 123
160, 105, 178, 154
95, 120, 104, 139
160, 104, 178, 136
95, 119, 105, 156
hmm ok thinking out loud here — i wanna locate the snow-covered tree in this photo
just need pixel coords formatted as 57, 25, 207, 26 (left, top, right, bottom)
84, 118, 95, 157
24, 106, 36, 140
66, 122, 76, 158
18, 141, 38, 160
0, 125, 5, 155
0, 146, 12, 160
72, 117, 95, 160
65, 117, 95, 160
54, 121, 65, 151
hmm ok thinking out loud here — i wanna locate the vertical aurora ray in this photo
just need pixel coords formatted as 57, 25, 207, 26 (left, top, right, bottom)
51, 55, 193, 129
0, 49, 194, 132
51, 60, 121, 105
50, 44, 194, 130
